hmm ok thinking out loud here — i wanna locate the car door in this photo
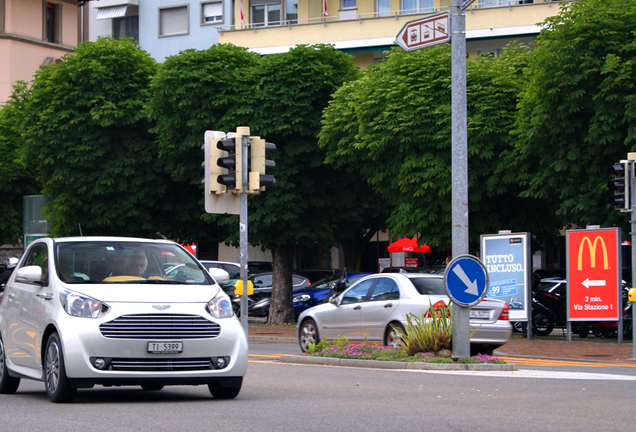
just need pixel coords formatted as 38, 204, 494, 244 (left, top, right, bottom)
319, 279, 375, 340
4, 243, 50, 369
358, 277, 400, 341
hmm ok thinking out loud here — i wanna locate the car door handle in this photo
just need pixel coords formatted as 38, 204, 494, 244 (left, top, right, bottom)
353, 305, 361, 310
384, 303, 393, 308
35, 293, 54, 300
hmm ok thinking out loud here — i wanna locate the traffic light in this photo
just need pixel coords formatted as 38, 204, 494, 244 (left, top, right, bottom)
248, 137, 276, 193
202, 131, 227, 195
216, 126, 250, 193
608, 160, 631, 212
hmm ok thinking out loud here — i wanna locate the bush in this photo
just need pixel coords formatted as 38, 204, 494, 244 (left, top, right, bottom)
396, 302, 453, 356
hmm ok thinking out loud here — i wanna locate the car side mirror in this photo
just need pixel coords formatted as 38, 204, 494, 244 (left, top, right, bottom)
330, 296, 339, 306
16, 265, 44, 285
208, 268, 230, 284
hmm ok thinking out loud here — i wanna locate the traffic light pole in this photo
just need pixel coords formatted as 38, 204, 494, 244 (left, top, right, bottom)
239, 130, 250, 335
630, 154, 636, 359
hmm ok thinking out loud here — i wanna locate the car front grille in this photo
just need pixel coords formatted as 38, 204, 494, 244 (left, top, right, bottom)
109, 358, 214, 371
99, 314, 221, 339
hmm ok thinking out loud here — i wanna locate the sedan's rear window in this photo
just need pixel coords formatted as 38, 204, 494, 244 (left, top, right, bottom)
408, 277, 446, 295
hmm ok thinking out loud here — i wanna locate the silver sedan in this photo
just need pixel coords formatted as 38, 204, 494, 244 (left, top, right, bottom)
296, 273, 511, 356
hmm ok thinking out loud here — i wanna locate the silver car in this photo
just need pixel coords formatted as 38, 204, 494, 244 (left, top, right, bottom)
0, 237, 248, 403
296, 273, 511, 356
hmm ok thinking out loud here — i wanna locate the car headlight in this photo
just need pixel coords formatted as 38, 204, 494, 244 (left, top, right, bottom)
59, 290, 109, 318
207, 292, 234, 319
293, 294, 310, 303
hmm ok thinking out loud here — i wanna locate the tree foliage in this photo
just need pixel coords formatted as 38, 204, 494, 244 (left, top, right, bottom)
319, 44, 557, 251
0, 83, 39, 244
147, 44, 261, 246
21, 38, 164, 237
513, 0, 636, 233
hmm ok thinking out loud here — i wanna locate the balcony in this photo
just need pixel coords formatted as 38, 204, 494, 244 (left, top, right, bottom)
218, 0, 571, 54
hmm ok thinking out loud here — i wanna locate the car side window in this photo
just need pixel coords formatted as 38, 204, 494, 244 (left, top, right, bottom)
341, 280, 374, 304
23, 244, 48, 285
254, 274, 272, 288
369, 278, 399, 301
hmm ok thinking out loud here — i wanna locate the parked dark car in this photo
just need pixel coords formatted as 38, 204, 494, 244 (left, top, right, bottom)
292, 272, 372, 319
233, 272, 311, 317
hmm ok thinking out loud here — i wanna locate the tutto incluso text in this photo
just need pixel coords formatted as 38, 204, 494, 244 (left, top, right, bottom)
485, 255, 522, 273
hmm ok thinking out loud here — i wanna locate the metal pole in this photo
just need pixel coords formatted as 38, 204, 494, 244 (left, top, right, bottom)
239, 130, 250, 335
450, 0, 470, 358
630, 158, 636, 358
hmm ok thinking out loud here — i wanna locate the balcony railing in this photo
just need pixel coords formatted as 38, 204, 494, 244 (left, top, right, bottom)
218, 0, 566, 32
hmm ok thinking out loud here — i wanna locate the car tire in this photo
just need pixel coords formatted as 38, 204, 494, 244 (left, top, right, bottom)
0, 338, 20, 394
578, 322, 590, 338
532, 310, 554, 337
384, 322, 405, 348
140, 384, 164, 391
44, 333, 76, 403
299, 319, 319, 353
208, 378, 242, 399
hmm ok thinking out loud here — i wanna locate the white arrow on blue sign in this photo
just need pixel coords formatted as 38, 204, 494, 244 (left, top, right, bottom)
443, 255, 489, 307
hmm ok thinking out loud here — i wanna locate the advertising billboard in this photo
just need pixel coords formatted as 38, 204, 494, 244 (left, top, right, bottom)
566, 228, 620, 321
480, 232, 531, 322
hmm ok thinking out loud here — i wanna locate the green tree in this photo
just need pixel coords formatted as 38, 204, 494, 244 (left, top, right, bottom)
22, 38, 164, 237
513, 0, 636, 234
319, 44, 560, 251
248, 44, 360, 323
147, 44, 262, 249
0, 83, 39, 245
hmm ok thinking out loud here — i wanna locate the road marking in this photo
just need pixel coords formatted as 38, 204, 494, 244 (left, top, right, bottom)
499, 356, 636, 368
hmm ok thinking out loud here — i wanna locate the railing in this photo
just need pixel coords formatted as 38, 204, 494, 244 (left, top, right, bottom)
218, 0, 565, 33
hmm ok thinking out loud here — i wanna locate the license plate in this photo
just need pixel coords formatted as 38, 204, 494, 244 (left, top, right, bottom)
147, 341, 183, 354
470, 310, 490, 319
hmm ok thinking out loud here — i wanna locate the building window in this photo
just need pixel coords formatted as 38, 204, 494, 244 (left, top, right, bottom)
251, 3, 280, 27
402, 0, 433, 14
159, 5, 189, 37
285, 0, 298, 24
45, 2, 60, 43
342, 0, 356, 9
202, 2, 223, 24
376, 0, 390, 17
114, 16, 139, 42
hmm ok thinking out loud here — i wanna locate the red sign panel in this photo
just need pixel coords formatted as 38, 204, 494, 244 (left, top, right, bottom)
567, 228, 620, 321
395, 12, 450, 52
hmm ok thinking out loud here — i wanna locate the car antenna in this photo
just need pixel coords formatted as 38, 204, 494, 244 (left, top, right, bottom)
78, 223, 83, 236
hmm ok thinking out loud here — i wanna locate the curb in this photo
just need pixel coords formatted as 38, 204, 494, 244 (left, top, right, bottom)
249, 336, 297, 344
279, 355, 517, 371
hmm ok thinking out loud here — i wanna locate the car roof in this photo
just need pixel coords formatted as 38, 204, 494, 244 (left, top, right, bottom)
50, 236, 176, 244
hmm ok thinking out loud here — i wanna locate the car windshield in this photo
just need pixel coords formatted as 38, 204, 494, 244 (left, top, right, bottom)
407, 276, 447, 295
55, 240, 212, 284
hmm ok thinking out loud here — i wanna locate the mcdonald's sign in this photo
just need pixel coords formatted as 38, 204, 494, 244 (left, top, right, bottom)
566, 228, 620, 321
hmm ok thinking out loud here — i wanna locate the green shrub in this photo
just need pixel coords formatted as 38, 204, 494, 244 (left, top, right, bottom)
395, 301, 453, 356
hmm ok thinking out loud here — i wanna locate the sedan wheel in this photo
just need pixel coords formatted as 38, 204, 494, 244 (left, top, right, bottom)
0, 338, 20, 394
299, 319, 319, 353
45, 333, 76, 403
384, 322, 405, 348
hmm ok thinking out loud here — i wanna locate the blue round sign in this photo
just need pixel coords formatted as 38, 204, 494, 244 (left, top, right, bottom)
443, 255, 489, 307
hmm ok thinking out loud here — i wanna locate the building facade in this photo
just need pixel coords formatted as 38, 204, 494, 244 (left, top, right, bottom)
0, 0, 83, 105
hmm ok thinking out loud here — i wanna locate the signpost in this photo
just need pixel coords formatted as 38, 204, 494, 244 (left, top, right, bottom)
395, 11, 450, 52
444, 255, 488, 307
567, 228, 621, 342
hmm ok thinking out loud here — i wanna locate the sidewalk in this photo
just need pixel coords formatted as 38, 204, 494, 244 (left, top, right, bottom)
247, 325, 636, 363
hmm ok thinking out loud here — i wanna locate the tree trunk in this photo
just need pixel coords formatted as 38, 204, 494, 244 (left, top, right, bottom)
268, 243, 295, 324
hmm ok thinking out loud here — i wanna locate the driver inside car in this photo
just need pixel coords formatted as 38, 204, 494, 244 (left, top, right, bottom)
125, 251, 148, 278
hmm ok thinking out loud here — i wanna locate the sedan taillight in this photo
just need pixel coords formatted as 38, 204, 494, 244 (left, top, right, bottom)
426, 300, 451, 318
498, 303, 509, 320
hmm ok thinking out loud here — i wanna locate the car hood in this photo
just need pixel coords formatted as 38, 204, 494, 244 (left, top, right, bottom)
60, 283, 222, 303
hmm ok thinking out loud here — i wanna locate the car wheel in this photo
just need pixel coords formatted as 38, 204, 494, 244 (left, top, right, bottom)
532, 310, 554, 337
511, 321, 524, 333
578, 322, 590, 338
140, 384, 164, 391
0, 338, 20, 394
384, 322, 405, 348
208, 378, 242, 399
299, 319, 319, 353
44, 333, 76, 403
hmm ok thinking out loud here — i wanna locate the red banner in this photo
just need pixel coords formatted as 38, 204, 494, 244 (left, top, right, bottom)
567, 229, 620, 321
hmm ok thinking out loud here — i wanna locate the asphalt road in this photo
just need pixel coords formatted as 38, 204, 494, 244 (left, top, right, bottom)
1, 341, 635, 432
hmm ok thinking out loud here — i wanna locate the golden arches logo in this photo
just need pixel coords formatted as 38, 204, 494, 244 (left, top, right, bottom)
577, 236, 609, 271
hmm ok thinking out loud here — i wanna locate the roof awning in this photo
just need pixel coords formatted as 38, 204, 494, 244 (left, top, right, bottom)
96, 5, 128, 20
